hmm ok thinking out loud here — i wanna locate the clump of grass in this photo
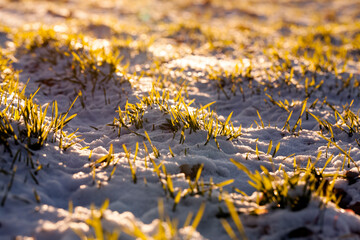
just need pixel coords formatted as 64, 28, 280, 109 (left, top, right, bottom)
17, 91, 78, 150
74, 199, 206, 240
124, 199, 206, 240
59, 128, 83, 151
159, 163, 233, 212
12, 25, 129, 104
307, 100, 360, 171
73, 199, 119, 240
331, 100, 360, 138
90, 142, 142, 184
265, 93, 290, 113
0, 51, 78, 152
207, 63, 252, 100
113, 86, 242, 149
230, 157, 340, 211
0, 49, 80, 205
280, 98, 307, 135
0, 111, 17, 155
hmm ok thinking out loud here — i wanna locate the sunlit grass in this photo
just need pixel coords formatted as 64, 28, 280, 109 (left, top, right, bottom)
1, 1, 360, 239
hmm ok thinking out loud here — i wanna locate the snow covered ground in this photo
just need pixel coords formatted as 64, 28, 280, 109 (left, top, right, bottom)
0, 0, 360, 239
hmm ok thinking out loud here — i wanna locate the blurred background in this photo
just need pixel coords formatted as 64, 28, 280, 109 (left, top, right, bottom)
1, 0, 359, 28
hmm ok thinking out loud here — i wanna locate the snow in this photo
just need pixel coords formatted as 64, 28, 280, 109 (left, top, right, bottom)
1, 0, 360, 239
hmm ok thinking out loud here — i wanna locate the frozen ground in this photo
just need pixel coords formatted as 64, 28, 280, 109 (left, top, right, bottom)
0, 0, 360, 239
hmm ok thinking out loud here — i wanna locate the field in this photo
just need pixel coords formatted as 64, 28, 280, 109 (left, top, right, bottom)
1, 0, 360, 239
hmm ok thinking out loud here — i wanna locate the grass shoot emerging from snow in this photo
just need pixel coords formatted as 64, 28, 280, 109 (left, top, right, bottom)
1, 1, 360, 239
